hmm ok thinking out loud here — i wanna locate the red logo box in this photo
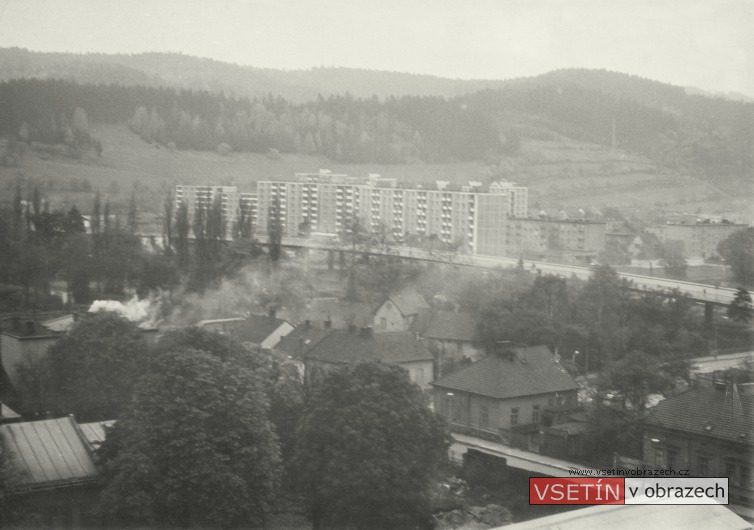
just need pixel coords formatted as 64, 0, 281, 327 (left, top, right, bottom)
530, 478, 625, 505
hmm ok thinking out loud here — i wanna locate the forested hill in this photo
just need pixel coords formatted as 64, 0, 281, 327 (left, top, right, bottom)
0, 47, 508, 101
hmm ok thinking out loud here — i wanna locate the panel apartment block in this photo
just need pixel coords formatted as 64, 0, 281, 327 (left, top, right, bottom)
175, 185, 257, 239
255, 170, 528, 257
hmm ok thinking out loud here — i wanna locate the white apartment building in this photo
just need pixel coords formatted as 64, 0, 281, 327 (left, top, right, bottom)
175, 185, 257, 239
255, 170, 528, 256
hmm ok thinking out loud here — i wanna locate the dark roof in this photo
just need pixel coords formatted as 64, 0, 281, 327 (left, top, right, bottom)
275, 325, 331, 359
387, 287, 429, 317
432, 345, 578, 399
304, 330, 433, 365
411, 309, 478, 343
0, 417, 99, 490
645, 385, 754, 445
226, 314, 289, 345
304, 298, 374, 328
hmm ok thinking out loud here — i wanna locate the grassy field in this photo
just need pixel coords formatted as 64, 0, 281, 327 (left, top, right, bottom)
1, 124, 751, 224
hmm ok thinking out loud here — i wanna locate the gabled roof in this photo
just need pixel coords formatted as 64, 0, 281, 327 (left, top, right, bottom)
275, 325, 331, 360
432, 345, 578, 400
411, 309, 478, 343
385, 287, 429, 317
304, 330, 433, 365
226, 314, 290, 345
0, 416, 99, 491
645, 385, 754, 445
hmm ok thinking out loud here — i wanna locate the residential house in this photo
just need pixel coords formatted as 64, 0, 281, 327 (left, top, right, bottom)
373, 286, 429, 332
432, 344, 579, 446
410, 308, 482, 376
303, 328, 434, 389
1, 320, 63, 388
642, 383, 754, 519
0, 416, 103, 527
221, 313, 294, 350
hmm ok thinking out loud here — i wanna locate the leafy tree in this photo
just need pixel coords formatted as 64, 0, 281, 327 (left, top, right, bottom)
268, 194, 283, 266
718, 227, 754, 286
658, 240, 687, 278
599, 350, 671, 411
98, 348, 281, 528
294, 362, 450, 530
576, 264, 632, 367
728, 287, 753, 323
44, 312, 150, 421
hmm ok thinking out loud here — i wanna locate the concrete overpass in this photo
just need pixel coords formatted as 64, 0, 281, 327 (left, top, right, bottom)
277, 237, 738, 306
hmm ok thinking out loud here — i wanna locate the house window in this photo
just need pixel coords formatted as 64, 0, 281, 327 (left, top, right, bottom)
697, 455, 710, 476
415, 368, 424, 385
740, 466, 751, 488
532, 405, 541, 423
510, 407, 519, 426
443, 395, 453, 418
655, 448, 666, 469
480, 404, 489, 429
726, 462, 738, 486
667, 449, 677, 469
380, 317, 387, 329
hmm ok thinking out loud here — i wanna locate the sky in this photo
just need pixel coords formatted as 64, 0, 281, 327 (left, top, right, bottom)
0, 0, 752, 97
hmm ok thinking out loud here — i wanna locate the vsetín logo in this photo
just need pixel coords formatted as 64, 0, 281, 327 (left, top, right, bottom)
529, 478, 625, 505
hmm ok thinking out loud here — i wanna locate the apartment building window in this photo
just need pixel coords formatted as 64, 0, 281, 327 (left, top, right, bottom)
510, 407, 519, 426
480, 404, 489, 429
696, 455, 710, 476
532, 405, 541, 423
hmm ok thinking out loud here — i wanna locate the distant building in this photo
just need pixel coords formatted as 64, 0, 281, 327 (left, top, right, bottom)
303, 328, 434, 389
300, 297, 374, 330
0, 320, 63, 388
642, 384, 754, 517
645, 221, 747, 260
507, 218, 607, 260
432, 344, 579, 446
373, 286, 430, 332
410, 308, 483, 374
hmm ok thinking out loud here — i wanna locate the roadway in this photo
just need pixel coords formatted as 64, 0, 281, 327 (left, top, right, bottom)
280, 237, 738, 305
689, 350, 754, 374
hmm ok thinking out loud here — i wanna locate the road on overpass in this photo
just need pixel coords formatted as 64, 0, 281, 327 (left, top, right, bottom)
280, 237, 738, 305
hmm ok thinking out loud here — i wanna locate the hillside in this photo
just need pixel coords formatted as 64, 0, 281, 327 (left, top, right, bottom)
2, 124, 750, 226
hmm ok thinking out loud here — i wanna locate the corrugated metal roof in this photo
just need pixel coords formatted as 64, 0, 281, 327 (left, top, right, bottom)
78, 420, 115, 448
0, 416, 99, 490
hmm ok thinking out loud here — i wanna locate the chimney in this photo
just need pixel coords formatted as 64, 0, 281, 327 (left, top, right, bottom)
268, 308, 277, 320
360, 326, 374, 338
